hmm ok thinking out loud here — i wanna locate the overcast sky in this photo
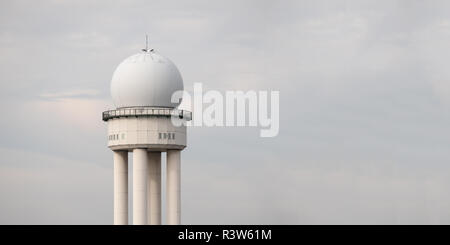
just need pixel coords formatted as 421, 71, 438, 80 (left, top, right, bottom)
1, 0, 450, 224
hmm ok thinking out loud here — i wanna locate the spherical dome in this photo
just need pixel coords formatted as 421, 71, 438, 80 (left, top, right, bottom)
111, 51, 183, 108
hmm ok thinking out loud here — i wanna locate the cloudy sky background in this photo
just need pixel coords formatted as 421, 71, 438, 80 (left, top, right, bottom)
2, 0, 450, 224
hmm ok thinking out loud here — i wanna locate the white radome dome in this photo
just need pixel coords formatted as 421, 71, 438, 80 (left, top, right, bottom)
111, 51, 183, 108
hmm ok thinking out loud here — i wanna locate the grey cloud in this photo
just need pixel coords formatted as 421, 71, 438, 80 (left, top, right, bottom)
1, 0, 450, 224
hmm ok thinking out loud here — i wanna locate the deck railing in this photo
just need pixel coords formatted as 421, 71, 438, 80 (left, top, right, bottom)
102, 107, 192, 121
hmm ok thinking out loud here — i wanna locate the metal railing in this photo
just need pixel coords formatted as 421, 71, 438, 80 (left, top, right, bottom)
102, 107, 192, 121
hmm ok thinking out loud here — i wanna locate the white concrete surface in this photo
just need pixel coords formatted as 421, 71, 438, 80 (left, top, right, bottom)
107, 116, 186, 150
113, 150, 128, 225
167, 150, 181, 225
147, 152, 161, 225
133, 148, 148, 225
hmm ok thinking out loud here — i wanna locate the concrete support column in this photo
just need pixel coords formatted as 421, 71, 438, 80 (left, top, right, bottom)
113, 150, 128, 225
166, 150, 181, 225
133, 148, 148, 225
147, 152, 161, 225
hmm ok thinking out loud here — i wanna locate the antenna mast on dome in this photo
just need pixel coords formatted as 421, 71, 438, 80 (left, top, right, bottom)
142, 34, 154, 52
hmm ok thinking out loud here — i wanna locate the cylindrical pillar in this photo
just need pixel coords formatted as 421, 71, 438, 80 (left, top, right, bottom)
166, 150, 181, 225
113, 150, 128, 225
147, 152, 161, 225
133, 148, 148, 225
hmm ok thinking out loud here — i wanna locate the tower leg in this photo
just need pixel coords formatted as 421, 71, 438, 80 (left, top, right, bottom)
113, 150, 128, 225
166, 150, 181, 225
133, 148, 148, 225
147, 152, 161, 225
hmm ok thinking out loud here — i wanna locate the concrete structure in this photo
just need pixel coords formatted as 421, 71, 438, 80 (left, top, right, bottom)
103, 48, 191, 225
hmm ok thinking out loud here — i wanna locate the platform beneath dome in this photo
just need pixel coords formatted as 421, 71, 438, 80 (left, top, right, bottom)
102, 107, 192, 122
